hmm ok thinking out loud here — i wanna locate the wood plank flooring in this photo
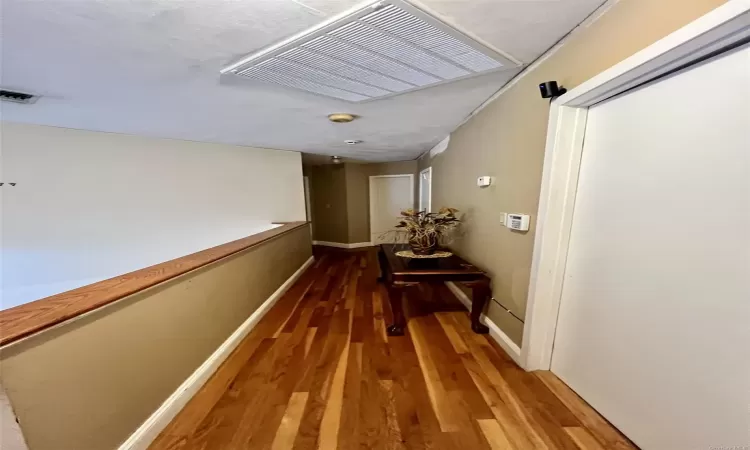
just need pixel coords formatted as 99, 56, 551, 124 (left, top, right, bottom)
150, 247, 636, 450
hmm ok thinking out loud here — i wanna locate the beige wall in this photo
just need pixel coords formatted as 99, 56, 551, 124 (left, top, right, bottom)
418, 0, 727, 345
344, 163, 372, 244
0, 226, 312, 450
310, 161, 418, 244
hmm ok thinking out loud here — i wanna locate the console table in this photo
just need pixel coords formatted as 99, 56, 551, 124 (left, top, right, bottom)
378, 244, 491, 336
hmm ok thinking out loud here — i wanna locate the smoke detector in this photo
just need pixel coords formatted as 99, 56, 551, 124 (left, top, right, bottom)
328, 113, 357, 123
222, 0, 518, 102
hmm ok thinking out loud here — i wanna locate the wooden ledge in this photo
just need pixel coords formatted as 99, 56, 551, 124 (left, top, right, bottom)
0, 222, 309, 347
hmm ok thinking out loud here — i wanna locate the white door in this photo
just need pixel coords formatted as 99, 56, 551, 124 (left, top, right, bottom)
370, 175, 414, 244
419, 167, 432, 212
551, 46, 750, 449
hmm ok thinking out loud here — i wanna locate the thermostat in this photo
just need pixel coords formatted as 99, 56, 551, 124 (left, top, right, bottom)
506, 214, 530, 231
477, 176, 492, 187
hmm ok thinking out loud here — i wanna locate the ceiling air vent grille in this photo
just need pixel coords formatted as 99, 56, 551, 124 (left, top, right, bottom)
221, 0, 518, 102
0, 89, 38, 104
361, 5, 504, 72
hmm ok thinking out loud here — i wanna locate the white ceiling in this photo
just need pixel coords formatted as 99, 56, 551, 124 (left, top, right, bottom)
0, 0, 605, 162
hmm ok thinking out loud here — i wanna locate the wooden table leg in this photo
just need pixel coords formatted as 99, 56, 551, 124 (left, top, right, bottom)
386, 283, 406, 336
464, 279, 491, 334
377, 246, 386, 282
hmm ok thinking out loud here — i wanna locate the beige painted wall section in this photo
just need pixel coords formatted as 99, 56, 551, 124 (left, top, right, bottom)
0, 226, 312, 450
345, 163, 372, 244
310, 161, 418, 244
419, 0, 727, 345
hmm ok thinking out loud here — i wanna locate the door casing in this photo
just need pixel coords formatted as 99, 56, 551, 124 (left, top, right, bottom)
419, 167, 432, 212
522, 0, 750, 371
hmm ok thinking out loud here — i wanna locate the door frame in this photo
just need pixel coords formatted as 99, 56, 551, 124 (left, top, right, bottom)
369, 174, 416, 244
303, 175, 313, 236
303, 175, 312, 221
522, 1, 750, 371
419, 167, 432, 212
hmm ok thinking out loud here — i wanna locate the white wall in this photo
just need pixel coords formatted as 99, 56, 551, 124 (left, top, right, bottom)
0, 122, 306, 309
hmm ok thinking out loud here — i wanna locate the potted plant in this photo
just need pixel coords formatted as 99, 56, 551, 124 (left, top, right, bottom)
392, 208, 461, 255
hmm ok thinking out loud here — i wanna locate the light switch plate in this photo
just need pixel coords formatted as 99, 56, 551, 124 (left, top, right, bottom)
499, 212, 507, 225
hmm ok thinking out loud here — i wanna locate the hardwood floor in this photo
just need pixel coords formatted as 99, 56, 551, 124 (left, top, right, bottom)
150, 247, 635, 450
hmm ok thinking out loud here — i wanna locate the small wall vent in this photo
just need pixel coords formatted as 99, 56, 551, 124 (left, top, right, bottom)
0, 89, 38, 104
221, 0, 519, 102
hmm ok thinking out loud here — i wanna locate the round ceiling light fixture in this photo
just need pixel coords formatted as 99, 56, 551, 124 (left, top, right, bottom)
331, 156, 343, 164
328, 113, 358, 123
344, 139, 363, 145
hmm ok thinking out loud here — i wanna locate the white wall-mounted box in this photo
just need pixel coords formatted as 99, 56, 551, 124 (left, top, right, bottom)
477, 176, 492, 187
506, 214, 530, 231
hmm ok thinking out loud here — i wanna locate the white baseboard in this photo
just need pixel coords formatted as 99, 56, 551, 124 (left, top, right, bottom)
444, 281, 523, 368
313, 240, 373, 249
118, 256, 315, 450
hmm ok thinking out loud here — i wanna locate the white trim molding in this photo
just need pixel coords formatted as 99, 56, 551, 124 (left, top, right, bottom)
522, 0, 750, 371
445, 282, 523, 366
118, 256, 315, 450
419, 167, 432, 212
312, 241, 373, 249
0, 386, 29, 450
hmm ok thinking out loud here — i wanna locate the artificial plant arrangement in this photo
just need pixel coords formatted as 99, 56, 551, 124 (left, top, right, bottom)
391, 207, 461, 255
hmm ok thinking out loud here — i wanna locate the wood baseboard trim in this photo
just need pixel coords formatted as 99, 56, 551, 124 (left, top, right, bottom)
312, 241, 373, 249
118, 255, 315, 450
444, 281, 523, 368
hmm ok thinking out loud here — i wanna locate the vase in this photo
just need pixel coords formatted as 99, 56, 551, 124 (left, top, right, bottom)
408, 232, 438, 255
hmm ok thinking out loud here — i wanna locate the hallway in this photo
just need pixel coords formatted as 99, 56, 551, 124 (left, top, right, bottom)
150, 247, 634, 449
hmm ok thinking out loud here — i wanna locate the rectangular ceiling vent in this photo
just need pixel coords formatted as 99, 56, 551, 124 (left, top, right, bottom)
0, 89, 38, 104
221, 0, 519, 102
